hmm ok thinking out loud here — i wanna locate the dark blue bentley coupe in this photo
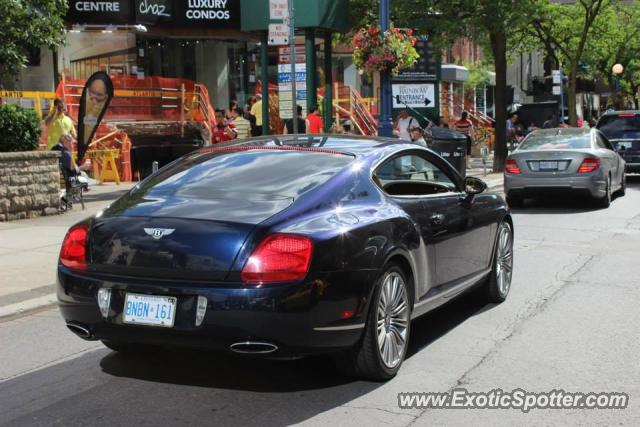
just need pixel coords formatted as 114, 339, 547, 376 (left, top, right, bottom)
58, 135, 514, 381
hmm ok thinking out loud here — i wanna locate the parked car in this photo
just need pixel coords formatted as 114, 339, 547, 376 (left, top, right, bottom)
57, 135, 514, 381
597, 110, 640, 174
504, 128, 626, 208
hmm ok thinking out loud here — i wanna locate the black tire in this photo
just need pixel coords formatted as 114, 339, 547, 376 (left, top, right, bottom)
484, 221, 514, 303
101, 339, 158, 354
596, 176, 611, 208
335, 263, 411, 381
506, 194, 524, 209
614, 173, 626, 198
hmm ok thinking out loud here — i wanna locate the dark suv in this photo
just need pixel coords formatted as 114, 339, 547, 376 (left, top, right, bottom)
597, 111, 640, 173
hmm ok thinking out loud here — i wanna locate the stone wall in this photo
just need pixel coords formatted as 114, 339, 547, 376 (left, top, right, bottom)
0, 151, 61, 221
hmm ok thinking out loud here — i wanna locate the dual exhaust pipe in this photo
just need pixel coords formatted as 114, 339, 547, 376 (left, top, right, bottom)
229, 341, 278, 354
67, 322, 278, 354
66, 322, 94, 340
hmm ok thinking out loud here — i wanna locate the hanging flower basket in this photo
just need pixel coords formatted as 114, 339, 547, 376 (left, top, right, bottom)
352, 25, 419, 77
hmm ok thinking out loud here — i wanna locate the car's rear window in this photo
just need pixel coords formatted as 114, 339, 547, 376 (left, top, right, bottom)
598, 115, 640, 139
135, 148, 353, 199
518, 134, 591, 150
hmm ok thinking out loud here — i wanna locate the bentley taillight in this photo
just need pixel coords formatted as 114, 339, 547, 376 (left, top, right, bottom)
60, 224, 88, 270
241, 234, 313, 283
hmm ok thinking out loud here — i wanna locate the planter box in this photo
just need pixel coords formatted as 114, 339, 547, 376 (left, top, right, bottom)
0, 151, 61, 221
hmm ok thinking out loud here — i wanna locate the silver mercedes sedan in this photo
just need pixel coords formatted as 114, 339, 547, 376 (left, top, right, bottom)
504, 128, 626, 208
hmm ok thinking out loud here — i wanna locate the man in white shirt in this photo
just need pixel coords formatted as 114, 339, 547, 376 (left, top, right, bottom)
393, 110, 418, 141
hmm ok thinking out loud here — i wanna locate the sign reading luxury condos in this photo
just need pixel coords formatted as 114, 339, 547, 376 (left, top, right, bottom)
174, 0, 240, 27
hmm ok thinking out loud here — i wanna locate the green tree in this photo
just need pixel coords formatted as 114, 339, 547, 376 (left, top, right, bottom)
0, 0, 67, 79
582, 1, 640, 108
519, 0, 612, 125
346, 0, 533, 172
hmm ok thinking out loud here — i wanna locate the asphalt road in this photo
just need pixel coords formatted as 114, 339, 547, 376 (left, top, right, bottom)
1, 177, 639, 426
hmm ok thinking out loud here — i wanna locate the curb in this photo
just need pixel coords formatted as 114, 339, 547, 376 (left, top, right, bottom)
0, 294, 57, 321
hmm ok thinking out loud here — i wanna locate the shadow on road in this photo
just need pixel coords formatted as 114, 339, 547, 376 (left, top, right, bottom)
407, 288, 491, 358
1, 291, 495, 426
510, 175, 640, 215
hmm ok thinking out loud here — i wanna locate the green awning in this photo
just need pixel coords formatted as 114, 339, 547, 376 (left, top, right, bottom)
241, 0, 350, 32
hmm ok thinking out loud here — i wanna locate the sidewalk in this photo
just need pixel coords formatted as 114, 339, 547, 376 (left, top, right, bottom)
0, 183, 134, 319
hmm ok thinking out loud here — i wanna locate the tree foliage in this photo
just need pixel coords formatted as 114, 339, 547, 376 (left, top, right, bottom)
581, 1, 640, 108
515, 0, 613, 124
0, 0, 67, 79
347, 0, 534, 172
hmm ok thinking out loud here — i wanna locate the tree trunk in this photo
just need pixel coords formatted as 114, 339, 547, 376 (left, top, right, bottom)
567, 65, 578, 126
491, 31, 507, 173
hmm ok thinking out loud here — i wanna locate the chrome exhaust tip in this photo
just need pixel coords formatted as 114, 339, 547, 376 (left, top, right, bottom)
66, 322, 94, 340
229, 341, 278, 354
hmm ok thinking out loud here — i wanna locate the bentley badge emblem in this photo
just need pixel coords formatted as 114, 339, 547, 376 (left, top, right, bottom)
144, 228, 175, 240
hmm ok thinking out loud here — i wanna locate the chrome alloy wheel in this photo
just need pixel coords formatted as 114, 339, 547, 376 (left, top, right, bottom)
495, 223, 514, 296
376, 272, 410, 368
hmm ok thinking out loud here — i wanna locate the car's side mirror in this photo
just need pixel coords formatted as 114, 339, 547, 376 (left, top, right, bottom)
464, 176, 487, 195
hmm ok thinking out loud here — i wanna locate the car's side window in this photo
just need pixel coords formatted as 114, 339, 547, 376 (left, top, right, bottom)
600, 134, 616, 151
595, 133, 612, 150
374, 153, 457, 197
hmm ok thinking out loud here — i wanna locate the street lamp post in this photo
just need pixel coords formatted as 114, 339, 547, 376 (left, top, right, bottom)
378, 0, 394, 137
612, 63, 624, 94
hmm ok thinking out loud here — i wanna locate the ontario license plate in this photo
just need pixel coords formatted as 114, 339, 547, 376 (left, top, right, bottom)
539, 161, 558, 170
123, 293, 177, 328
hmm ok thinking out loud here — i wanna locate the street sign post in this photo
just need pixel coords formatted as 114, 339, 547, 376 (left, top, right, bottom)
268, 0, 290, 46
552, 69, 564, 123
268, 0, 297, 133
268, 23, 289, 45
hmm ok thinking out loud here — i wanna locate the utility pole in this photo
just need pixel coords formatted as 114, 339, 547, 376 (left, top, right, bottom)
288, 0, 298, 134
559, 62, 565, 124
378, 0, 393, 137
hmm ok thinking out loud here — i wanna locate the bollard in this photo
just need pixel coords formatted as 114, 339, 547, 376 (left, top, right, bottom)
152, 161, 159, 174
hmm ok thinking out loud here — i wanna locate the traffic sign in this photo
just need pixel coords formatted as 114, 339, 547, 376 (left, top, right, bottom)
552, 85, 561, 95
268, 23, 289, 45
269, 0, 289, 20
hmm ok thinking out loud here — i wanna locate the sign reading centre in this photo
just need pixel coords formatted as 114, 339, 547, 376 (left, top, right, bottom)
392, 84, 435, 109
68, 1, 132, 24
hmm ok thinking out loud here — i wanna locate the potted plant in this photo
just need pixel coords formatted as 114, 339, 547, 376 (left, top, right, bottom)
352, 25, 420, 77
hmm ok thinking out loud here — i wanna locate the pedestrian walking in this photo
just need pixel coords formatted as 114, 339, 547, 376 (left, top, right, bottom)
282, 105, 306, 134
212, 109, 237, 143
250, 94, 263, 136
305, 105, 324, 134
393, 109, 418, 141
410, 127, 428, 147
229, 107, 251, 139
44, 98, 76, 150
454, 111, 474, 169
542, 114, 555, 129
